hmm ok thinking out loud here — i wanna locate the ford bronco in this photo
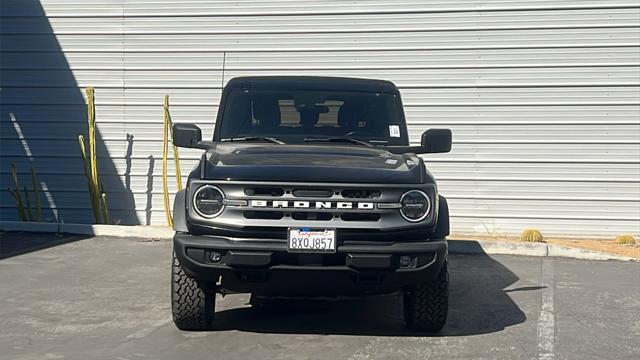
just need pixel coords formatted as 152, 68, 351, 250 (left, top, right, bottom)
170, 76, 452, 332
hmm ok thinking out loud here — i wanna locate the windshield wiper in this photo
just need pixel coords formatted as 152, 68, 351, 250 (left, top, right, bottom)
303, 137, 373, 147
220, 136, 284, 144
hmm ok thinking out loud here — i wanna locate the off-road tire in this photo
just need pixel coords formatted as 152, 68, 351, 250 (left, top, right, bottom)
171, 252, 215, 330
403, 261, 449, 332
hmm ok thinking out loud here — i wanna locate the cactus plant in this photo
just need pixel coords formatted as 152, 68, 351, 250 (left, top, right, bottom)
7, 164, 26, 221
78, 87, 109, 224
31, 167, 43, 221
7, 164, 43, 222
23, 186, 34, 221
162, 95, 183, 227
615, 234, 637, 245
520, 228, 544, 242
100, 192, 110, 224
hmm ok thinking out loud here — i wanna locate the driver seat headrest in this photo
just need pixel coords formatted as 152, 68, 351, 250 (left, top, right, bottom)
338, 102, 363, 129
252, 97, 281, 128
299, 106, 319, 129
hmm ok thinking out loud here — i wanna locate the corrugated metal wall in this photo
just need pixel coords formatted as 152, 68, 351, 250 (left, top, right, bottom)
2, 0, 639, 236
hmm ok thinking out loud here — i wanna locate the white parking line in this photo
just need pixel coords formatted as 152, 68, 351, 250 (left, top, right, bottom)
125, 318, 171, 340
537, 259, 556, 360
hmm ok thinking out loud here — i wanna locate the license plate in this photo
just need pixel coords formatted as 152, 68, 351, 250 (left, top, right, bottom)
288, 228, 336, 253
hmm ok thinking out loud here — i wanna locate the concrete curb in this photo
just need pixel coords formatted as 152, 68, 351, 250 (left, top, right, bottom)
0, 221, 173, 240
60, 223, 174, 239
0, 221, 61, 233
545, 243, 634, 261
1, 221, 636, 261
449, 239, 636, 262
449, 239, 549, 257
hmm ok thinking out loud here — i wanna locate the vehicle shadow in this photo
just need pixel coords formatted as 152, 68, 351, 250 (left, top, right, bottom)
212, 253, 527, 336
0, 231, 91, 260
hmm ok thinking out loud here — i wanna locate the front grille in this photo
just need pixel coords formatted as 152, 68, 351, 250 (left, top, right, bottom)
241, 185, 385, 224
244, 187, 384, 199
244, 187, 284, 197
341, 189, 381, 199
341, 213, 381, 222
291, 212, 333, 221
292, 188, 334, 198
188, 180, 436, 233
243, 211, 284, 220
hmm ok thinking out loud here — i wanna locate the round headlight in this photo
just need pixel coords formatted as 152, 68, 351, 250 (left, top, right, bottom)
193, 185, 225, 218
399, 190, 430, 222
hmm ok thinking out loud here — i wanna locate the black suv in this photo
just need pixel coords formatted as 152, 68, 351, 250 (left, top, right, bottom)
170, 76, 452, 332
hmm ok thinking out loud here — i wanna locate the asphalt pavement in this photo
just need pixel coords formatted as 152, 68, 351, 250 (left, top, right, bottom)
0, 231, 638, 360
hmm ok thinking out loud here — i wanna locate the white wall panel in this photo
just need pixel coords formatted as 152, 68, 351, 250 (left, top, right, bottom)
116, 28, 639, 52
224, 48, 640, 69
1, 0, 638, 237
120, 9, 640, 33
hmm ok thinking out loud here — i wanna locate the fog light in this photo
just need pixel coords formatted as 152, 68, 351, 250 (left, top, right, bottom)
209, 251, 222, 263
399, 256, 412, 267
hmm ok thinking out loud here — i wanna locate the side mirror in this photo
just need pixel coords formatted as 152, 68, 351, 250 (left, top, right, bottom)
421, 129, 452, 153
173, 123, 203, 148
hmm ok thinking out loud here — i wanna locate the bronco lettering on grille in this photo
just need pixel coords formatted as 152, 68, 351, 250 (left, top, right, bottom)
250, 200, 375, 210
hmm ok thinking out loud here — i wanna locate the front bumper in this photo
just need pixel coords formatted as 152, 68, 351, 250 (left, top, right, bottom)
174, 233, 447, 296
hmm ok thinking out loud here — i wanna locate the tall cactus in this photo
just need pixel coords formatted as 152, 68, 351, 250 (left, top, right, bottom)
7, 164, 26, 221
162, 95, 183, 227
7, 164, 43, 222
23, 186, 33, 221
78, 87, 109, 224
31, 167, 43, 221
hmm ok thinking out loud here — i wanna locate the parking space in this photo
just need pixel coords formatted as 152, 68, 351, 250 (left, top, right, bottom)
0, 232, 638, 360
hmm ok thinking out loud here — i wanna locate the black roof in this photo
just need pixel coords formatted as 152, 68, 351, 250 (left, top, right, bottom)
224, 76, 399, 94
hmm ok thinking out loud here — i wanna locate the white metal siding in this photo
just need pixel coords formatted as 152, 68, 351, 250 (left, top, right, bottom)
1, 0, 639, 237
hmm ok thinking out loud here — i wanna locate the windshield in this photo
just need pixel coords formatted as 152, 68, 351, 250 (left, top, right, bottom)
216, 89, 408, 145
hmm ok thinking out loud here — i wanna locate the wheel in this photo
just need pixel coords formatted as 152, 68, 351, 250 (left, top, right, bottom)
403, 261, 449, 332
171, 252, 215, 330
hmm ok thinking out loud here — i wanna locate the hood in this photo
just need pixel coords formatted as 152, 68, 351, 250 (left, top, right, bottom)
198, 143, 430, 184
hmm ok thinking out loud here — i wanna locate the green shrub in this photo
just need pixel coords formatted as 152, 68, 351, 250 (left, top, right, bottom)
615, 234, 637, 245
520, 228, 544, 242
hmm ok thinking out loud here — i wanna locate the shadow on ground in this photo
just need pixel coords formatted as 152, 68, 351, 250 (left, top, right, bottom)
0, 231, 91, 259
0, 1, 138, 224
209, 253, 528, 336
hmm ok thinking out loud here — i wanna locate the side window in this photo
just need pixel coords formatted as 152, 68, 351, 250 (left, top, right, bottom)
316, 100, 343, 126
278, 99, 299, 126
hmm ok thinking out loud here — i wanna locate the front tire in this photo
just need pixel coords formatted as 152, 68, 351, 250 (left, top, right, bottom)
171, 252, 215, 330
403, 261, 449, 332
